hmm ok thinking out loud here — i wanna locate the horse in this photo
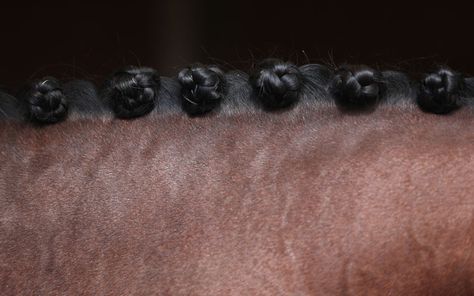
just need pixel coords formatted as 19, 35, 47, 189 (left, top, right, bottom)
1, 59, 473, 295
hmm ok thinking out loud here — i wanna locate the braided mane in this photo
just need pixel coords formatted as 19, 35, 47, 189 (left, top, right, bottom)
1, 59, 473, 124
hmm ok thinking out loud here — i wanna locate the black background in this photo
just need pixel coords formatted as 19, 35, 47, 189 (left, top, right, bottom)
0, 0, 472, 89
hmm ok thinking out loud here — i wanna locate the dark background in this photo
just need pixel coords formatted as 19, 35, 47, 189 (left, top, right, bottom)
0, 0, 472, 89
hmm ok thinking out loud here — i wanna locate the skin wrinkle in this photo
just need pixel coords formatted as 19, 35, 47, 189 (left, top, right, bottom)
1, 103, 474, 295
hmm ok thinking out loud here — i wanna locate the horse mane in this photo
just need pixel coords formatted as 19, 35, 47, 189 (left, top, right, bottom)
1, 59, 473, 125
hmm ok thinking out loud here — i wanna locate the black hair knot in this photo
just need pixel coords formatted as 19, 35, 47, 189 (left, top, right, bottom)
178, 65, 225, 116
417, 68, 464, 114
104, 66, 160, 119
25, 78, 68, 124
250, 59, 302, 110
331, 66, 383, 109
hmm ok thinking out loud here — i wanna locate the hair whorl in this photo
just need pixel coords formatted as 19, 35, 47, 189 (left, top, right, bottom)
331, 66, 383, 109
178, 65, 225, 116
104, 67, 160, 119
417, 68, 464, 114
250, 59, 302, 110
23, 78, 68, 124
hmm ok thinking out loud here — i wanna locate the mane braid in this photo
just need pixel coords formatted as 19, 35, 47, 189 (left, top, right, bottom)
18, 77, 69, 124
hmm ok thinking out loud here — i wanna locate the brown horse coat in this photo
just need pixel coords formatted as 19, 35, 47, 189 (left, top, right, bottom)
1, 101, 474, 295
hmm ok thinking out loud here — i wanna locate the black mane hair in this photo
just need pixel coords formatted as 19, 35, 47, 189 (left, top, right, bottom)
249, 59, 303, 111
17, 77, 69, 124
2, 60, 474, 124
330, 65, 385, 111
418, 68, 466, 114
178, 64, 226, 116
102, 67, 160, 119
0, 89, 21, 121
